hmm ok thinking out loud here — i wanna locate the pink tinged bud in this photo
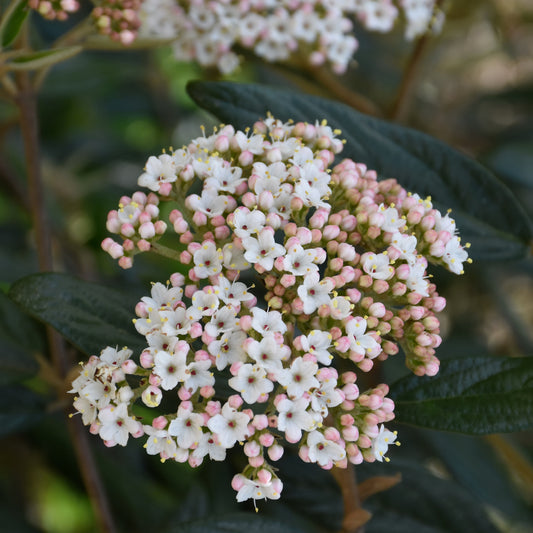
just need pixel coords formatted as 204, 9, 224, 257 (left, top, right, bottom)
170, 272, 185, 287
416, 333, 433, 347
343, 426, 359, 442
228, 394, 243, 409
189, 322, 203, 339
154, 221, 167, 235
410, 306, 426, 320
324, 427, 341, 442
358, 275, 373, 289
342, 383, 359, 400
382, 398, 395, 413
122, 359, 137, 374
253, 415, 269, 431
135, 302, 148, 317
214, 226, 229, 240
330, 258, 344, 272
291, 298, 305, 314
89, 422, 100, 435
372, 279, 389, 294
173, 218, 188, 234
358, 435, 372, 449
358, 358, 374, 372
242, 192, 256, 208
148, 373, 161, 386
123, 239, 135, 252
230, 362, 243, 376
103, 240, 123, 259
342, 399, 355, 411
267, 444, 284, 462
178, 388, 192, 401
180, 231, 194, 244
248, 455, 264, 468
335, 336, 351, 353
205, 401, 221, 417
318, 304, 331, 318
424, 230, 438, 244
180, 251, 192, 264
152, 416, 168, 430
231, 474, 246, 491
392, 282, 407, 296
257, 469, 272, 485
214, 135, 230, 152
326, 241, 338, 255
120, 223, 135, 237
200, 385, 215, 398
425, 361, 440, 376
298, 445, 311, 462
244, 441, 261, 457
296, 227, 312, 244
136, 239, 151, 252
323, 225, 340, 240
140, 351, 153, 368
407, 210, 422, 225
341, 371, 357, 385
337, 243, 356, 261
423, 316, 440, 331
192, 211, 207, 226
257, 190, 274, 210
369, 302, 386, 317
118, 256, 133, 269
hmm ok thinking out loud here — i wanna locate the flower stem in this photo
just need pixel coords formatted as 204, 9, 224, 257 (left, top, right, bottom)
388, 0, 445, 122
331, 464, 371, 533
15, 65, 118, 533
151, 241, 183, 262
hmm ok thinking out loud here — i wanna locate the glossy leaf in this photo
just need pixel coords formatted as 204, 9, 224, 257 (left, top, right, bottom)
390, 356, 533, 434
9, 273, 144, 357
0, 290, 41, 384
187, 81, 533, 260
0, 0, 29, 49
0, 385, 46, 437
164, 513, 310, 533
361, 460, 499, 533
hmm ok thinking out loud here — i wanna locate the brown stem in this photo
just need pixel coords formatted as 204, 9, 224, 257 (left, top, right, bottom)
15, 69, 117, 533
388, 0, 444, 122
331, 463, 372, 533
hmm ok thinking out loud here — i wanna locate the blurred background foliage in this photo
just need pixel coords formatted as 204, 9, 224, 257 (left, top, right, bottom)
0, 0, 532, 531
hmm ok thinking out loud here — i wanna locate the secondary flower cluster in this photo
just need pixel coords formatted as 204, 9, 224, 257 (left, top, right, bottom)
72, 116, 469, 505
137, 0, 443, 73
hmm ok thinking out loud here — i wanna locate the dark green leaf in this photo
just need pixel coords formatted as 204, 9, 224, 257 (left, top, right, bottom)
0, 0, 29, 49
360, 460, 499, 533
164, 513, 310, 533
0, 290, 41, 384
187, 81, 533, 261
390, 356, 533, 434
9, 273, 144, 357
0, 385, 46, 437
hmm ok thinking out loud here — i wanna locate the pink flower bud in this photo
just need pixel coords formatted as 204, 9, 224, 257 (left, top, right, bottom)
118, 256, 133, 269
137, 239, 151, 252
228, 394, 243, 409
244, 441, 261, 457
257, 469, 272, 484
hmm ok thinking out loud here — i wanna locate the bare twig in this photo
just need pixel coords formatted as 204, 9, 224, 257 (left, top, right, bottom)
331, 464, 372, 533
389, 0, 445, 122
15, 66, 118, 533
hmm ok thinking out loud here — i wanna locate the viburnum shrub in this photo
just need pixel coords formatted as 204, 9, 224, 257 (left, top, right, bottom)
70, 116, 470, 505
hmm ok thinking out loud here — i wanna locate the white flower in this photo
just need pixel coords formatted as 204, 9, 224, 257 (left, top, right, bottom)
372, 425, 397, 462
168, 411, 204, 449
99, 346, 133, 367
229, 364, 273, 403
390, 232, 417, 264
153, 349, 188, 390
215, 275, 250, 306
283, 243, 318, 276
187, 188, 228, 217
251, 307, 287, 335
246, 334, 289, 374
143, 427, 178, 460
297, 272, 334, 314
138, 154, 177, 191
207, 403, 251, 448
193, 241, 223, 278
307, 430, 346, 467
189, 289, 219, 319
233, 130, 265, 154
222, 242, 251, 271
379, 204, 406, 232
243, 229, 286, 270
345, 317, 381, 358
204, 158, 245, 193
232, 208, 266, 239
234, 475, 283, 503
183, 360, 214, 393
98, 403, 142, 446
434, 211, 457, 234
160, 306, 193, 337
208, 330, 247, 371
276, 396, 316, 442
299, 330, 333, 365
277, 357, 319, 399
405, 261, 429, 297
443, 237, 468, 275
192, 432, 227, 462
142, 282, 183, 311
361, 252, 394, 280
204, 305, 239, 338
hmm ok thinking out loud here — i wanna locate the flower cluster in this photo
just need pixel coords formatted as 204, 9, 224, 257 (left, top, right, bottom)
138, 0, 444, 74
71, 116, 469, 505
91, 0, 143, 45
28, 0, 79, 21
